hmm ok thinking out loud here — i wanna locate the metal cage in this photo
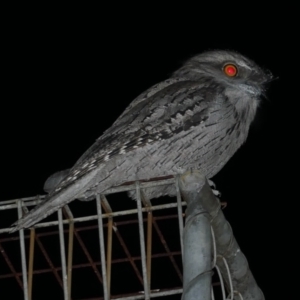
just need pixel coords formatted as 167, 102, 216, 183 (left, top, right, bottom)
0, 174, 264, 300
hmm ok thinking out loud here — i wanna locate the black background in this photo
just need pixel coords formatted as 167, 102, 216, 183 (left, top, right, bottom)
0, 5, 296, 300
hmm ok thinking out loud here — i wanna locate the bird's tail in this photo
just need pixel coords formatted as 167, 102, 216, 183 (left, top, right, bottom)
10, 168, 99, 232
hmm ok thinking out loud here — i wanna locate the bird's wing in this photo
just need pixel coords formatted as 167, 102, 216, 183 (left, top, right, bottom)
75, 78, 190, 165
72, 78, 216, 167
41, 79, 189, 194
11, 78, 225, 231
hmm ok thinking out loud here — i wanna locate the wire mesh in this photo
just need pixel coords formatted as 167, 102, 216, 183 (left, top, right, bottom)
0, 176, 259, 299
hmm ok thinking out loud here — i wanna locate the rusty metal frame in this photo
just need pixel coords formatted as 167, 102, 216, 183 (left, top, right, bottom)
0, 178, 189, 299
0, 176, 247, 300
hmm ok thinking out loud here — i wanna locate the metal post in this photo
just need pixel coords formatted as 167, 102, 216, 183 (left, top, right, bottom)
63, 205, 74, 298
27, 229, 35, 300
175, 176, 184, 256
58, 208, 69, 300
179, 171, 212, 300
135, 182, 150, 299
106, 216, 113, 294
140, 191, 153, 290
17, 200, 29, 300
210, 208, 264, 299
22, 204, 34, 300
181, 170, 265, 300
146, 210, 152, 290
101, 194, 116, 294
96, 194, 109, 300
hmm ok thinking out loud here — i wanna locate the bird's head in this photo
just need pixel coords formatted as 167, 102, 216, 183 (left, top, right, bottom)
172, 50, 273, 97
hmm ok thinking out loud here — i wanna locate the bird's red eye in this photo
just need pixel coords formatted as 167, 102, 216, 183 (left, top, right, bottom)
224, 64, 238, 77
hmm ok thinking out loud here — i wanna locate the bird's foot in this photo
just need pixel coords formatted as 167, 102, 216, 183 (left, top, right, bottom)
208, 179, 221, 198
207, 179, 227, 209
220, 201, 227, 209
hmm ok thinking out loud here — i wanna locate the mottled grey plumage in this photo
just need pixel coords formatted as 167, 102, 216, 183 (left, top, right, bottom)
11, 50, 271, 231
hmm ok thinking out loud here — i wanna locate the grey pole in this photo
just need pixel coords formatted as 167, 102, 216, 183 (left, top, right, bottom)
135, 182, 150, 299
179, 170, 264, 300
96, 194, 109, 300
57, 208, 69, 300
175, 176, 184, 257
17, 200, 29, 300
179, 171, 212, 300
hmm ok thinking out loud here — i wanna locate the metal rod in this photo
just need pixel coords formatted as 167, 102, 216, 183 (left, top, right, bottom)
0, 202, 187, 234
112, 287, 183, 300
27, 229, 35, 300
67, 222, 74, 298
215, 265, 226, 300
221, 256, 233, 300
100, 195, 112, 295
58, 208, 69, 300
175, 175, 184, 256
135, 182, 150, 299
140, 191, 152, 289
0, 214, 180, 241
17, 200, 29, 300
146, 211, 152, 290
106, 216, 113, 295
22, 204, 34, 300
0, 195, 46, 206
0, 178, 175, 210
211, 286, 215, 300
96, 194, 109, 300
64, 206, 74, 300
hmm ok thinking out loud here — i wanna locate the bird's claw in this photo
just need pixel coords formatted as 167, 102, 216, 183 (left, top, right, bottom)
208, 179, 221, 198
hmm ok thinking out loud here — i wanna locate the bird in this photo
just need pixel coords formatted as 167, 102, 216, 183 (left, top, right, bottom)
11, 50, 272, 232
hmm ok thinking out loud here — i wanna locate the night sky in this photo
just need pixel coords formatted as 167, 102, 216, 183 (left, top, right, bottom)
1, 9, 296, 300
